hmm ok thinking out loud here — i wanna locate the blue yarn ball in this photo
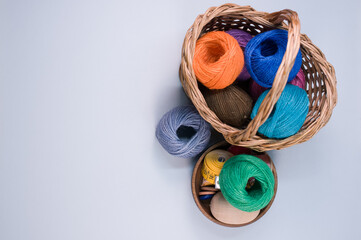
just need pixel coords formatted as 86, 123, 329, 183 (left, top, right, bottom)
156, 106, 211, 158
251, 84, 309, 139
245, 29, 303, 88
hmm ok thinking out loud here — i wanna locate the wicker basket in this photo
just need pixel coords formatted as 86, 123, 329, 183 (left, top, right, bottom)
180, 4, 337, 151
191, 141, 278, 227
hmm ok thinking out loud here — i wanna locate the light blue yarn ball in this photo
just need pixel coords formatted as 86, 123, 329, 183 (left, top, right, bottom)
245, 29, 303, 88
156, 106, 211, 158
251, 84, 309, 139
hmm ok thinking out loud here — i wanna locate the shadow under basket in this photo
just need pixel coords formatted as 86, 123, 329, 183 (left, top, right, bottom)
191, 141, 278, 227
180, 4, 337, 151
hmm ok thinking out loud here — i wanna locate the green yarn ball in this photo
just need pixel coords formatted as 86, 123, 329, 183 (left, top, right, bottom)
219, 154, 275, 212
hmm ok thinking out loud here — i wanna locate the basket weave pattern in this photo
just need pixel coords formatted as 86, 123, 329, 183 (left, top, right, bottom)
180, 4, 337, 151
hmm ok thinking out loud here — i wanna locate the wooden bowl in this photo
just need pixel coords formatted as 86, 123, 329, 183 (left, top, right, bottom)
191, 141, 278, 227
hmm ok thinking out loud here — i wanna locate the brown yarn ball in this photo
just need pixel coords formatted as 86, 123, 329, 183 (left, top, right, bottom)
201, 84, 253, 128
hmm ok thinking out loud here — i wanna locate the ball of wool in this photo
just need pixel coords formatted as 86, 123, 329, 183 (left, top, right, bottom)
290, 68, 306, 89
210, 192, 260, 225
251, 84, 309, 139
228, 146, 272, 168
201, 150, 234, 184
201, 85, 253, 128
249, 68, 306, 101
245, 29, 303, 88
226, 29, 253, 81
227, 145, 253, 155
193, 31, 244, 89
219, 154, 275, 212
156, 106, 211, 158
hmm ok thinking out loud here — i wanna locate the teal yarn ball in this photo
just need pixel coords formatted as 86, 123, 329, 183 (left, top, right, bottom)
251, 84, 309, 139
219, 155, 275, 212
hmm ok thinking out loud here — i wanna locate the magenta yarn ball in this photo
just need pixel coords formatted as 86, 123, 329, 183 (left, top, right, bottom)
290, 69, 306, 89
249, 69, 306, 101
226, 29, 253, 81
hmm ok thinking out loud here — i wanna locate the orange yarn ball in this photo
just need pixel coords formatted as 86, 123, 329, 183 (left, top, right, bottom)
193, 31, 244, 89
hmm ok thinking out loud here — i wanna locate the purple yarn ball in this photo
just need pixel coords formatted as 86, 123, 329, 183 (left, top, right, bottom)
291, 69, 306, 89
226, 29, 253, 81
249, 69, 306, 101
249, 80, 267, 102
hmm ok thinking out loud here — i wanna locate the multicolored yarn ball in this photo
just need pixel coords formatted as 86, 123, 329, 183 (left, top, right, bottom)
226, 29, 253, 81
219, 154, 275, 212
193, 31, 244, 89
245, 29, 303, 88
249, 68, 306, 101
156, 106, 211, 158
210, 192, 260, 225
201, 85, 253, 128
251, 84, 309, 139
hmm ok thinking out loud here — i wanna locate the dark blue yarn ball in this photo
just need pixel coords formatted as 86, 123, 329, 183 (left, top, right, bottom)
245, 29, 303, 88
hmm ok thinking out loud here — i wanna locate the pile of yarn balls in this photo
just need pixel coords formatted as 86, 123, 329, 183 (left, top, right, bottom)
193, 28, 309, 139
155, 28, 310, 159
202, 146, 275, 225
153, 28, 311, 226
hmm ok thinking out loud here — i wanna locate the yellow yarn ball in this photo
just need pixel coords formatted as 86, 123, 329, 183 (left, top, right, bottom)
201, 150, 233, 184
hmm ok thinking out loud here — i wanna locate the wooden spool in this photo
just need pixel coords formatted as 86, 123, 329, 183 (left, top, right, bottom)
191, 141, 278, 227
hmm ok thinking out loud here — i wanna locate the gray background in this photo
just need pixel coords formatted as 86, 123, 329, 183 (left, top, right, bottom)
1, 0, 360, 239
